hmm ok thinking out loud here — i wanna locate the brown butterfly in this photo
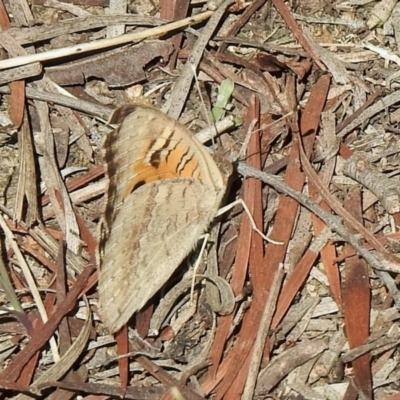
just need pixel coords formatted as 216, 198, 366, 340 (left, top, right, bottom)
97, 104, 231, 333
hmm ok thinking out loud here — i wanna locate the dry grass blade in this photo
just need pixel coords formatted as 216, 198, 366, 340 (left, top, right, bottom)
13, 112, 39, 224
35, 100, 81, 254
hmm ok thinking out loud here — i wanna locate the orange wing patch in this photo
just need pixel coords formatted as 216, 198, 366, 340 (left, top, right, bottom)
124, 137, 201, 199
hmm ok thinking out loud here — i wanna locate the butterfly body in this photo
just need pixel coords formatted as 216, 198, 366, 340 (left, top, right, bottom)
98, 105, 229, 333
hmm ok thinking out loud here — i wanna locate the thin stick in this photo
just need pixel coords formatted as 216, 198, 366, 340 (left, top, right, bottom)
237, 162, 400, 306
0, 11, 214, 70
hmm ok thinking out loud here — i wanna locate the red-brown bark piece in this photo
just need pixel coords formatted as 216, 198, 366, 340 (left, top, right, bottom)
222, 97, 267, 400
303, 74, 343, 309
339, 142, 353, 160
116, 326, 129, 393
342, 187, 372, 400
16, 327, 40, 386
271, 249, 319, 329
270, 0, 325, 71
160, 0, 190, 68
74, 209, 98, 257
0, 0, 10, 28
135, 303, 154, 339
247, 120, 265, 290
310, 193, 342, 310
208, 96, 263, 378
10, 80, 25, 129
267, 78, 328, 332
0, 0, 25, 129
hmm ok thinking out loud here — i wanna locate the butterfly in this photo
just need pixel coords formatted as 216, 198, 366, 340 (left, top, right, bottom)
97, 104, 231, 333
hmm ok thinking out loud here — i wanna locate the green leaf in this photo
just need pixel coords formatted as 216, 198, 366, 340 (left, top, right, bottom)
211, 79, 234, 122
